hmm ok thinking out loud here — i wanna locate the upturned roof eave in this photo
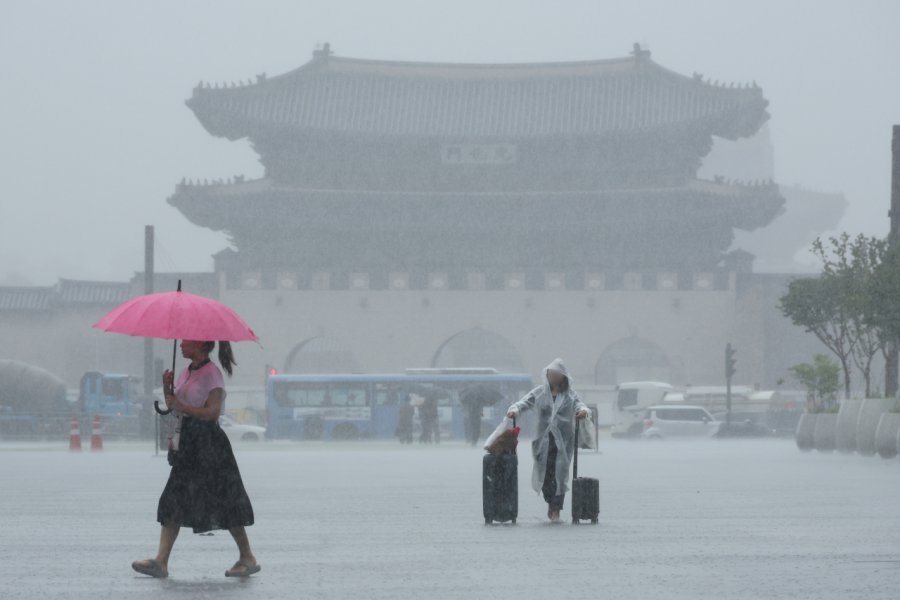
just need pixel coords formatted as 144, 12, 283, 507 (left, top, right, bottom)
185, 50, 768, 141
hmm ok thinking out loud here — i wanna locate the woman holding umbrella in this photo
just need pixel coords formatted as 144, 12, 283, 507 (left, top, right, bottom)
131, 339, 259, 579
93, 284, 262, 578
506, 358, 588, 523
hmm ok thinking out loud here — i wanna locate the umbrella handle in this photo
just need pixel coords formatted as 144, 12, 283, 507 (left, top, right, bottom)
156, 282, 181, 418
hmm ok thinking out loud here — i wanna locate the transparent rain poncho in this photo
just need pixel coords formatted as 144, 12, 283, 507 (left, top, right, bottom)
506, 358, 588, 496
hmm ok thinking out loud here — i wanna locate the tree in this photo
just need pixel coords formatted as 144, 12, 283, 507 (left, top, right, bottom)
812, 234, 888, 398
788, 354, 841, 412
779, 275, 854, 398
780, 233, 889, 399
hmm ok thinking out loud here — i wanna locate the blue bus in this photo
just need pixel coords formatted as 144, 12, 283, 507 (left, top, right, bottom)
265, 369, 534, 441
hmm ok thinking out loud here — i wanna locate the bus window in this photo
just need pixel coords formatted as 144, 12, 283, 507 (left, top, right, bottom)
399, 383, 452, 406
274, 382, 328, 407
266, 373, 534, 440
373, 384, 402, 406
328, 386, 368, 407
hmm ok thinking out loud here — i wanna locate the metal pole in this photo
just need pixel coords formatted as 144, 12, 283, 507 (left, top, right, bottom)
171, 279, 182, 375
725, 343, 733, 426
889, 125, 900, 245
886, 126, 900, 397
573, 417, 579, 480
144, 226, 157, 455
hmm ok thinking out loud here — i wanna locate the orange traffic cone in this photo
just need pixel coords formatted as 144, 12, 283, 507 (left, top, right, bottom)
90, 415, 103, 451
68, 416, 82, 452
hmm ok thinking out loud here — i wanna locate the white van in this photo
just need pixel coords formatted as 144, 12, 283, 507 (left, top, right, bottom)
611, 381, 676, 438
642, 405, 720, 439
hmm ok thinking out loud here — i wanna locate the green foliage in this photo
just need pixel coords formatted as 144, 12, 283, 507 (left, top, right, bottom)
779, 233, 892, 398
788, 354, 840, 412
779, 273, 853, 398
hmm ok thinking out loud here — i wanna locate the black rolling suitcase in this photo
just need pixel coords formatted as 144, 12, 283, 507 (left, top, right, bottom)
571, 417, 599, 524
483, 417, 518, 524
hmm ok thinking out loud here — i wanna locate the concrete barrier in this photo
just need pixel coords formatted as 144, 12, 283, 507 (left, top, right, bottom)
795, 413, 816, 452
813, 413, 837, 452
896, 423, 900, 457
835, 398, 863, 453
856, 398, 897, 456
874, 412, 900, 459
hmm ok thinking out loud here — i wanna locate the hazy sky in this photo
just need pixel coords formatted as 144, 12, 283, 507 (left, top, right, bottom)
2, 0, 899, 285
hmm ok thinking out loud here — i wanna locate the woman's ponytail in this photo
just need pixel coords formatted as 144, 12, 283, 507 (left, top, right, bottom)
218, 341, 236, 377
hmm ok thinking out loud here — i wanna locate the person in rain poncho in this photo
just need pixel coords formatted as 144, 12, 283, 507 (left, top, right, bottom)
506, 358, 589, 522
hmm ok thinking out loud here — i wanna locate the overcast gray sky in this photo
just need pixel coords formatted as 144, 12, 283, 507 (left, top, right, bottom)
2, 0, 899, 285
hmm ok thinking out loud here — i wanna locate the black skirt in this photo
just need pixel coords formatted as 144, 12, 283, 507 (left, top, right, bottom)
157, 417, 255, 533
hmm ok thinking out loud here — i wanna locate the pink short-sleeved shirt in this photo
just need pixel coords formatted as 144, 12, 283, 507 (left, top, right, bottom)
175, 361, 226, 411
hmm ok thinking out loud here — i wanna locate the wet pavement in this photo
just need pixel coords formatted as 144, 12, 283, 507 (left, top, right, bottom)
1, 436, 898, 599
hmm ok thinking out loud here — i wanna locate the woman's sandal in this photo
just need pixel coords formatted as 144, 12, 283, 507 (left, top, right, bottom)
225, 559, 261, 578
132, 558, 168, 579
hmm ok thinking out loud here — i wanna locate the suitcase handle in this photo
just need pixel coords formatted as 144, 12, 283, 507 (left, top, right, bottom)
574, 416, 581, 479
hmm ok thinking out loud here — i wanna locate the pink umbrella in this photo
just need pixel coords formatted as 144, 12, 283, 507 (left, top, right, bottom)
93, 290, 258, 342
93, 280, 258, 414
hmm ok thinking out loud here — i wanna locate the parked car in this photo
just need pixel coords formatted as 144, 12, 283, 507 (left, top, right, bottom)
218, 414, 266, 442
611, 381, 676, 438
642, 405, 719, 439
712, 411, 776, 438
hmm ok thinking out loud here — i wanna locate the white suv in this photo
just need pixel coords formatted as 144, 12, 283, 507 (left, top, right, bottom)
218, 414, 266, 443
642, 405, 719, 439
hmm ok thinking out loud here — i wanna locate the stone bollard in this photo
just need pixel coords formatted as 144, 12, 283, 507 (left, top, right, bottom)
813, 413, 838, 453
835, 398, 863, 453
896, 422, 900, 457
856, 398, 897, 456
874, 412, 900, 459
795, 413, 817, 452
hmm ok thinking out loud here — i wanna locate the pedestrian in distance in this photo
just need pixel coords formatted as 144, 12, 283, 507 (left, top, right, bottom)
396, 394, 415, 444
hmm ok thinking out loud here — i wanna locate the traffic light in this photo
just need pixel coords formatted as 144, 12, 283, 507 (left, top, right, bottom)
265, 364, 278, 378
725, 343, 737, 380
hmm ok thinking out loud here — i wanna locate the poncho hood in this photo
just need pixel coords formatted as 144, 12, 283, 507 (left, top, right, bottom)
544, 358, 572, 383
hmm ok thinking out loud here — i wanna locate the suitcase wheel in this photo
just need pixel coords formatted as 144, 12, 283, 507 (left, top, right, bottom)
485, 518, 492, 525
591, 518, 598, 524
511, 518, 516, 524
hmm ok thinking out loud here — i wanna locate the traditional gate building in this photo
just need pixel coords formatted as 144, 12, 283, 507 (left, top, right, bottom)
3, 45, 838, 392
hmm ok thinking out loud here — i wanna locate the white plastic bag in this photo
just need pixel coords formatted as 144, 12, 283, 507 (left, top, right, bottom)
577, 414, 597, 450
483, 416, 517, 451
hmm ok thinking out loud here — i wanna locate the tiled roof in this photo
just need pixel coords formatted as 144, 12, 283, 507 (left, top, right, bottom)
128, 272, 221, 300
57, 279, 131, 305
0, 286, 56, 311
0, 280, 131, 312
187, 48, 768, 141
168, 176, 785, 233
